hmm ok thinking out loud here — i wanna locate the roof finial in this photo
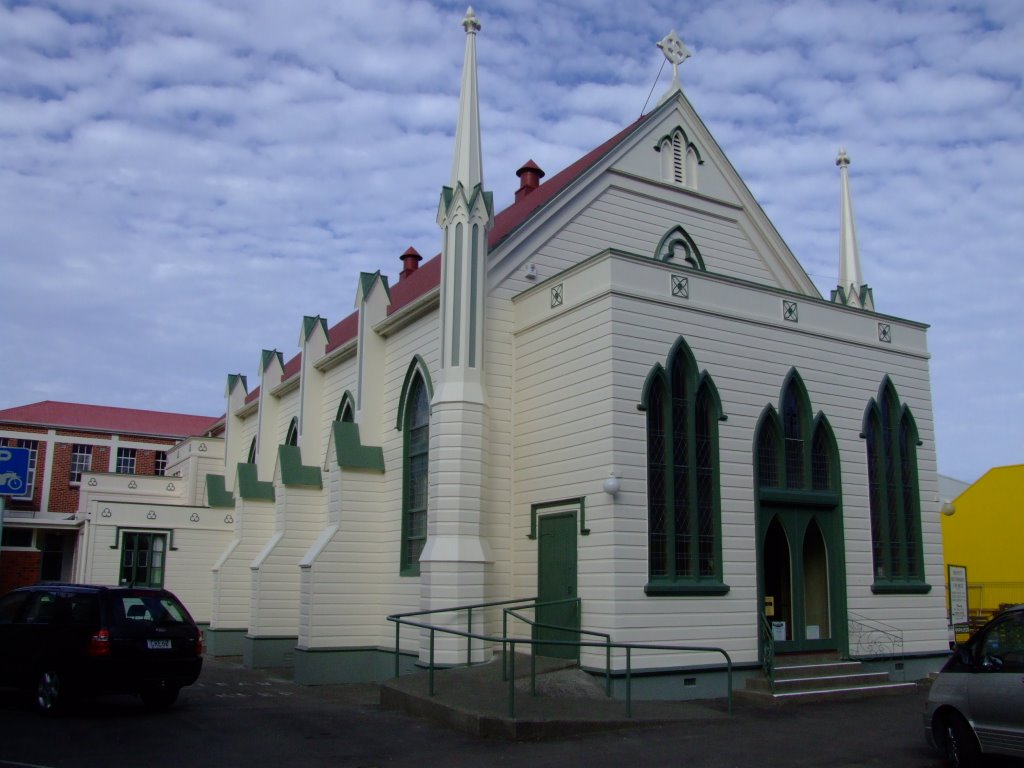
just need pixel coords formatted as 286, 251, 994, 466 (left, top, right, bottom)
449, 6, 484, 190
831, 147, 874, 311
462, 6, 480, 34
657, 30, 691, 98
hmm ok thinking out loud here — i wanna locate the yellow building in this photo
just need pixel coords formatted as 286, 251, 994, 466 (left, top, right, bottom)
942, 465, 1024, 640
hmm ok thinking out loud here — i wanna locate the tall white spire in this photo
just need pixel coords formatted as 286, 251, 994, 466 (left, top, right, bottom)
421, 7, 493, 666
449, 7, 483, 191
831, 148, 874, 310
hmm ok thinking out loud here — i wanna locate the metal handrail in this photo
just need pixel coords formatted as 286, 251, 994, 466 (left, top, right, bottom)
848, 610, 905, 680
503, 598, 613, 696
387, 599, 733, 718
759, 612, 775, 693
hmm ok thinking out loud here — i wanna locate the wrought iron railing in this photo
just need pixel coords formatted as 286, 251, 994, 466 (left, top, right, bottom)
848, 611, 904, 679
387, 597, 733, 717
759, 612, 775, 693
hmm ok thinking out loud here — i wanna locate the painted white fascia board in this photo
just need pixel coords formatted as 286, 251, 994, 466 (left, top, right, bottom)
373, 285, 440, 338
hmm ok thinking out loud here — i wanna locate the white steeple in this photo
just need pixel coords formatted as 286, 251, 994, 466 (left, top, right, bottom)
420, 6, 493, 666
436, 5, 493, 399
831, 148, 874, 311
449, 6, 484, 191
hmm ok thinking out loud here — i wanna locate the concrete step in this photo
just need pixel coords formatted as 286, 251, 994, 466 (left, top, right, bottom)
736, 681, 919, 706
745, 670, 891, 693
773, 660, 866, 680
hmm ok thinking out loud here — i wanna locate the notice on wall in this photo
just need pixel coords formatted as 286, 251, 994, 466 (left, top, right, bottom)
948, 564, 969, 632
771, 621, 787, 641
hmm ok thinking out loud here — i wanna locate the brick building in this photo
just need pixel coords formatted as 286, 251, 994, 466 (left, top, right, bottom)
0, 401, 220, 593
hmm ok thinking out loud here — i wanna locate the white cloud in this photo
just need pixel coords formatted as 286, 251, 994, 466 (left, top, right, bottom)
0, 0, 1020, 483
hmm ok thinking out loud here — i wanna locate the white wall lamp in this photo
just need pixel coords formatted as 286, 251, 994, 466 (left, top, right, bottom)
603, 470, 621, 497
525, 263, 538, 280
940, 500, 956, 517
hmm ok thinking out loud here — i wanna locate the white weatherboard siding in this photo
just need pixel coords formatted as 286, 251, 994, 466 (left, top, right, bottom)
302, 312, 439, 652
512, 249, 946, 671
211, 496, 274, 631
249, 485, 325, 636
78, 503, 233, 624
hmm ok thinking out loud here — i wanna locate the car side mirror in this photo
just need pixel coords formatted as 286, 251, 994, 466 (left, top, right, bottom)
956, 646, 974, 667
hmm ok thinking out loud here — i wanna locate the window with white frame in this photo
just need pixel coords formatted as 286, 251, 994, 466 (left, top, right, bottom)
69, 444, 92, 484
154, 451, 167, 476
116, 447, 137, 474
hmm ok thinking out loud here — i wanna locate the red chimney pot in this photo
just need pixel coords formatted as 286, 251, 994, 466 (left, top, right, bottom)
400, 246, 422, 280
515, 160, 545, 202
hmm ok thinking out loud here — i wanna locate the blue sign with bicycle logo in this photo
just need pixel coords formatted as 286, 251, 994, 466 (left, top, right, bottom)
0, 447, 30, 496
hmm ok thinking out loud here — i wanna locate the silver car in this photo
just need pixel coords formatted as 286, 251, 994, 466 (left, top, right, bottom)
924, 604, 1024, 767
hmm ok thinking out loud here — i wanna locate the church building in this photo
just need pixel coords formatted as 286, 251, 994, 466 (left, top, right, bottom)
72, 11, 949, 696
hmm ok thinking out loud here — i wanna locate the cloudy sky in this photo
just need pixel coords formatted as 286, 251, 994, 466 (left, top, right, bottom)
1, 0, 1020, 484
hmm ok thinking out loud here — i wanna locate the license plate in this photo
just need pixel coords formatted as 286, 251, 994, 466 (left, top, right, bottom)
147, 639, 172, 650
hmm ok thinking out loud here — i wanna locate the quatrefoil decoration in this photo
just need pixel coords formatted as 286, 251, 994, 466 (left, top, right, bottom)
190, 513, 201, 523
101, 507, 112, 518
198, 443, 208, 452
88, 478, 98, 486
146, 510, 157, 520
224, 514, 234, 524
128, 480, 138, 489
166, 483, 176, 491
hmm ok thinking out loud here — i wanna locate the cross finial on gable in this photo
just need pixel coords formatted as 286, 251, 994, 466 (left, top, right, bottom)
658, 30, 691, 92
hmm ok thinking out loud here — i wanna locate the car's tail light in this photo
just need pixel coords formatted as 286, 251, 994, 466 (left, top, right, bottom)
195, 631, 205, 656
87, 628, 112, 656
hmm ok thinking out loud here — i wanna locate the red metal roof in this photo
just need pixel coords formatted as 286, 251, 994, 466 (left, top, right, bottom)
0, 400, 220, 438
230, 114, 652, 407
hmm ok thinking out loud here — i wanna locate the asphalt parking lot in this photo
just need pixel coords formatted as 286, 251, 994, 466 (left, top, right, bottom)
0, 658, 1015, 768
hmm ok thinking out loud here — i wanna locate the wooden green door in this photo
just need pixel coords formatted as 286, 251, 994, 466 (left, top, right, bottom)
536, 512, 579, 659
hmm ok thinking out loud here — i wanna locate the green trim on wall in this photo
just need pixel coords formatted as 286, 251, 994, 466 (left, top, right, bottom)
394, 355, 434, 431
753, 373, 850, 657
260, 349, 284, 375
469, 222, 479, 368
278, 445, 322, 488
303, 315, 328, 342
358, 270, 392, 304
237, 462, 275, 501
206, 474, 235, 508
452, 221, 463, 367
528, 497, 589, 539
332, 421, 384, 472
226, 373, 247, 395
654, 225, 706, 270
861, 376, 929, 593
108, 527, 177, 552
640, 336, 728, 596
335, 391, 356, 422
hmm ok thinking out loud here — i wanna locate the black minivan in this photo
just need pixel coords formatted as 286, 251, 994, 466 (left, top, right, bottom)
0, 583, 203, 713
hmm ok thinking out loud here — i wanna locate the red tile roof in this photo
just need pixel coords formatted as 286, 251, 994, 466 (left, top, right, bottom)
0, 401, 220, 438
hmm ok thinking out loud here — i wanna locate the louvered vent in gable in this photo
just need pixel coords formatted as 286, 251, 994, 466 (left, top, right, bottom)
655, 126, 702, 190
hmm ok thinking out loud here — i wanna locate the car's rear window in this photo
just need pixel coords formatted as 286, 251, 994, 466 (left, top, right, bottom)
111, 594, 190, 627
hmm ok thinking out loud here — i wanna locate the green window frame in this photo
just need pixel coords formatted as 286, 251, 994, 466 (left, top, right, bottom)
640, 338, 727, 595
755, 371, 839, 497
862, 378, 928, 593
400, 369, 430, 576
119, 531, 167, 588
335, 392, 355, 423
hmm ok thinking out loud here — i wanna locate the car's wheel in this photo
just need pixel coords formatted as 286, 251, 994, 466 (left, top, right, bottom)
140, 686, 179, 711
942, 713, 981, 768
33, 668, 64, 715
